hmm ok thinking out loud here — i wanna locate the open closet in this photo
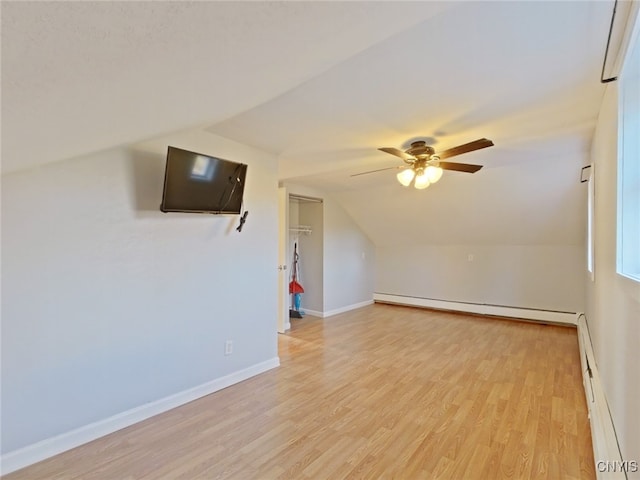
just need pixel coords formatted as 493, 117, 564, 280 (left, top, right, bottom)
288, 194, 323, 318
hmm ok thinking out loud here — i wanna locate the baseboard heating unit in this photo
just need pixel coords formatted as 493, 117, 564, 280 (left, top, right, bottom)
373, 293, 578, 325
577, 315, 626, 480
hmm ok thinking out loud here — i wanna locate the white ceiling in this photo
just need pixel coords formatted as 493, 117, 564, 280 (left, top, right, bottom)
2, 1, 612, 246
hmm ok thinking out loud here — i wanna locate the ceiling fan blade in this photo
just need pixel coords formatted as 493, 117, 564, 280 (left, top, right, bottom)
378, 147, 414, 161
351, 166, 401, 177
437, 138, 494, 160
439, 162, 483, 173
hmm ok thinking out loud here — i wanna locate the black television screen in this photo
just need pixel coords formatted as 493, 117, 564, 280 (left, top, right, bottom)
160, 146, 247, 214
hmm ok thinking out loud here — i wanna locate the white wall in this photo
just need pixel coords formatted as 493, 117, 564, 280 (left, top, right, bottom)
1, 129, 279, 457
376, 244, 585, 313
323, 197, 375, 313
587, 83, 640, 474
298, 202, 324, 313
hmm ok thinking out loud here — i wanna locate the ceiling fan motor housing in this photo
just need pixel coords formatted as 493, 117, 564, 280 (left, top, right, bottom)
407, 141, 435, 158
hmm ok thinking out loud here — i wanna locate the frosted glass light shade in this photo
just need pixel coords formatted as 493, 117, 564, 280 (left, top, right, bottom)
414, 172, 430, 189
426, 166, 443, 183
397, 168, 415, 187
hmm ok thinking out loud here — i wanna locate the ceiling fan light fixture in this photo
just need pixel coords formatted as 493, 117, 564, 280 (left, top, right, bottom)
397, 168, 415, 187
414, 171, 430, 189
426, 165, 443, 183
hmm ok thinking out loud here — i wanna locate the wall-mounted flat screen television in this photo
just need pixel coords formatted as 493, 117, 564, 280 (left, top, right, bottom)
160, 146, 247, 214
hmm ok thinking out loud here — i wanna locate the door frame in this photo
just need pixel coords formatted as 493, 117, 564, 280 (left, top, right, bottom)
277, 186, 290, 333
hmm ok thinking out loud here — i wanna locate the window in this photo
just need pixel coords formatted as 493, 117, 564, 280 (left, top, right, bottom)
618, 13, 640, 281
587, 167, 594, 278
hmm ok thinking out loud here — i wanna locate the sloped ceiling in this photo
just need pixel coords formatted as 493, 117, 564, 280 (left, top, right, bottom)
2, 1, 611, 247
2, 1, 450, 172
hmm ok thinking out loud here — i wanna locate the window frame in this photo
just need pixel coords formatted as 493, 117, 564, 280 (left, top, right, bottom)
616, 6, 640, 283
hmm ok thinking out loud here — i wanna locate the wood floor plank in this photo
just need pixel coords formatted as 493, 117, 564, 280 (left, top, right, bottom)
4, 304, 595, 479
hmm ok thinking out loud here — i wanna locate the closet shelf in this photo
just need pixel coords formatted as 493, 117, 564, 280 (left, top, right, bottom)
289, 225, 312, 235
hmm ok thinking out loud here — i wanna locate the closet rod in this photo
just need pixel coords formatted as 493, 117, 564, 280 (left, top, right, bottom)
289, 194, 323, 204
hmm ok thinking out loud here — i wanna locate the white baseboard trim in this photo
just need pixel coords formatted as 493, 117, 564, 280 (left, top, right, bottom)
576, 315, 626, 480
298, 299, 374, 319
373, 293, 577, 325
1, 357, 280, 476
324, 299, 374, 317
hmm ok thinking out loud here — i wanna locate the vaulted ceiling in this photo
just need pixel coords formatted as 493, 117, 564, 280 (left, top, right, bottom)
2, 1, 612, 246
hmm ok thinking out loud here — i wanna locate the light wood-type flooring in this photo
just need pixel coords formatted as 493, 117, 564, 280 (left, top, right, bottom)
4, 304, 594, 479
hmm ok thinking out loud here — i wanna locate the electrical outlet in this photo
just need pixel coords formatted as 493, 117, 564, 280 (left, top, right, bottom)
224, 340, 233, 355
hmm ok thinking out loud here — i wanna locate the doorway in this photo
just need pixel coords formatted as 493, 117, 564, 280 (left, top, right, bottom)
277, 189, 323, 333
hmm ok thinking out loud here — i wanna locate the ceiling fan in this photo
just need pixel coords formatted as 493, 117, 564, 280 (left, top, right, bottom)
353, 138, 494, 189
